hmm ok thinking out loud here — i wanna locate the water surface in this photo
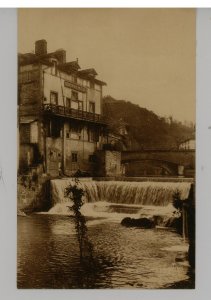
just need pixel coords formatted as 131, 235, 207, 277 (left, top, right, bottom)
17, 212, 191, 289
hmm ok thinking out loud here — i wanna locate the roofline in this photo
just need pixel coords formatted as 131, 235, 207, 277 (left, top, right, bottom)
180, 138, 195, 144
18, 54, 107, 85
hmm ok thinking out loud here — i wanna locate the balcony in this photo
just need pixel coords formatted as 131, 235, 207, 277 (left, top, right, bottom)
42, 103, 107, 125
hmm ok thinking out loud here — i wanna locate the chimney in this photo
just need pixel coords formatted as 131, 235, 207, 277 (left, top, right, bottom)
35, 39, 47, 56
54, 49, 66, 64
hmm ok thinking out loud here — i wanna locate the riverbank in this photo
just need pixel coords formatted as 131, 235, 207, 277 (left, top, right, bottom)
165, 271, 195, 289
17, 174, 51, 214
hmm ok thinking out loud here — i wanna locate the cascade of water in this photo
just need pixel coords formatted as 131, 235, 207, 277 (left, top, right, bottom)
50, 179, 191, 207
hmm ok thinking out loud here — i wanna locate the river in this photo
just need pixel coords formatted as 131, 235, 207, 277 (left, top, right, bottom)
17, 179, 194, 289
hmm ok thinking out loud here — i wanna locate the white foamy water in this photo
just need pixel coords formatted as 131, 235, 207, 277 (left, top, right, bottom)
45, 178, 192, 225
50, 178, 191, 207
46, 201, 176, 226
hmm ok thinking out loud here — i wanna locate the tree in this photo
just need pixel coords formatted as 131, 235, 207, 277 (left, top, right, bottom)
64, 178, 93, 261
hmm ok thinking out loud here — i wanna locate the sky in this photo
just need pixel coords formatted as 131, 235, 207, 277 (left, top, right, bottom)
18, 8, 195, 123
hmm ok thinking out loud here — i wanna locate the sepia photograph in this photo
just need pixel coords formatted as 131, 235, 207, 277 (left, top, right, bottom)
17, 8, 195, 289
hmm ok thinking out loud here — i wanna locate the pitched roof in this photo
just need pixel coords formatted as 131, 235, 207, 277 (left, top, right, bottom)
78, 68, 98, 76
19, 41, 107, 85
78, 68, 106, 86
58, 61, 81, 73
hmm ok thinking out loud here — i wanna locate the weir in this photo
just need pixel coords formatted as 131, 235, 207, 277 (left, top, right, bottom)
50, 178, 192, 207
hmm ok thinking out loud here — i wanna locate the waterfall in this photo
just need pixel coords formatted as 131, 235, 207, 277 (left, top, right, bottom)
50, 178, 191, 207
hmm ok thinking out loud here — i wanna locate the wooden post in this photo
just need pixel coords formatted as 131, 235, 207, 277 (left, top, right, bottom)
182, 205, 186, 239
62, 122, 66, 174
178, 165, 184, 177
182, 204, 188, 241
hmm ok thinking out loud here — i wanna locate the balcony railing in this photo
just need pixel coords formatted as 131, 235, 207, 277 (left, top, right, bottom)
42, 103, 107, 124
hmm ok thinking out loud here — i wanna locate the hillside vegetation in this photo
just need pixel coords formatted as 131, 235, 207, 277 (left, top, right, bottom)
103, 96, 194, 150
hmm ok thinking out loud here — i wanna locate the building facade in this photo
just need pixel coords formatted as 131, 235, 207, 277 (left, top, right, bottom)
179, 138, 195, 150
18, 40, 108, 177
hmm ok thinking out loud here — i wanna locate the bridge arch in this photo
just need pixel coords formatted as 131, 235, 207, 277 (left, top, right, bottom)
122, 158, 181, 176
121, 149, 195, 177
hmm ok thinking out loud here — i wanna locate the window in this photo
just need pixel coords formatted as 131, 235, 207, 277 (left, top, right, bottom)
19, 70, 39, 84
72, 75, 77, 84
71, 100, 79, 110
88, 129, 94, 142
51, 60, 57, 76
30, 121, 38, 143
70, 123, 82, 140
95, 84, 100, 91
78, 101, 83, 111
46, 120, 61, 138
71, 152, 78, 163
88, 127, 99, 142
66, 122, 71, 138
51, 120, 61, 138
72, 90, 78, 101
89, 102, 95, 113
89, 154, 96, 162
90, 81, 95, 89
20, 124, 30, 143
83, 80, 90, 88
50, 91, 58, 105
70, 99, 83, 111
88, 128, 94, 142
66, 97, 71, 108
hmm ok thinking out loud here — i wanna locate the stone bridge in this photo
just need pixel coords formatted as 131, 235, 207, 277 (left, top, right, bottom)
121, 149, 195, 176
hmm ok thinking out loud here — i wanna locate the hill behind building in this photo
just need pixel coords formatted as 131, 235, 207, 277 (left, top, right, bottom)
103, 95, 194, 150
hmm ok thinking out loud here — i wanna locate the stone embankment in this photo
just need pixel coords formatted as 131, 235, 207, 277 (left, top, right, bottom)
17, 173, 51, 214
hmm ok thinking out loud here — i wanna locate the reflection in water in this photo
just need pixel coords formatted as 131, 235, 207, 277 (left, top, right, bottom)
64, 180, 115, 288
17, 215, 114, 288
17, 214, 192, 289
64, 180, 93, 261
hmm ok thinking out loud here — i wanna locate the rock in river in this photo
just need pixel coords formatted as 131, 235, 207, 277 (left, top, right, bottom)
121, 217, 155, 229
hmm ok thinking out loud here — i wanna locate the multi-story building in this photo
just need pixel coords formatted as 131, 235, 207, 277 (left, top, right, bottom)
18, 39, 107, 177
179, 138, 195, 150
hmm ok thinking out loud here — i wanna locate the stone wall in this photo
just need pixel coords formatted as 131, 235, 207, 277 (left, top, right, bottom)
46, 137, 63, 177
17, 174, 51, 214
95, 150, 122, 177
19, 67, 41, 117
105, 151, 122, 176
